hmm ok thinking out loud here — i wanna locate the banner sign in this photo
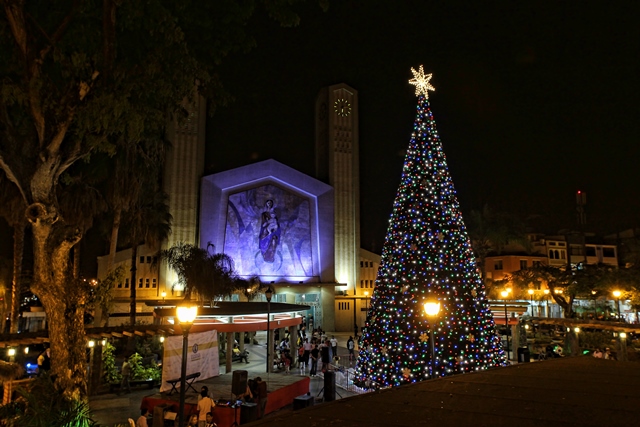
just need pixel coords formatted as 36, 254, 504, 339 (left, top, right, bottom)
160, 329, 219, 393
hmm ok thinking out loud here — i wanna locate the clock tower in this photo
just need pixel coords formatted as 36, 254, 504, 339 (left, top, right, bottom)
315, 83, 360, 296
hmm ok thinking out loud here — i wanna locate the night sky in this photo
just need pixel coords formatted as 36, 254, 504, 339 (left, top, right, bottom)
206, 1, 640, 253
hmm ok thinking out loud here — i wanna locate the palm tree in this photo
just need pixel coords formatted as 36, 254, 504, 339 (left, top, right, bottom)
0, 360, 24, 382
120, 187, 172, 326
58, 171, 108, 278
104, 137, 166, 272
157, 242, 241, 306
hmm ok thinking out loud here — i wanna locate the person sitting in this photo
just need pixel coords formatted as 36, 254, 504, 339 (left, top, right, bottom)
604, 348, 616, 360
205, 411, 219, 427
592, 348, 603, 358
229, 346, 249, 363
136, 408, 149, 427
187, 414, 199, 426
283, 349, 292, 374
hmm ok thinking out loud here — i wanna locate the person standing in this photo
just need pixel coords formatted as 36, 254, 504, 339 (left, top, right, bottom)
119, 358, 131, 394
37, 348, 51, 376
303, 338, 312, 370
255, 377, 268, 419
309, 344, 319, 377
197, 386, 215, 427
347, 336, 355, 362
321, 339, 332, 372
330, 335, 338, 360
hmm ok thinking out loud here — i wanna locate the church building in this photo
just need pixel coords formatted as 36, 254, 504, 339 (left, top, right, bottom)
97, 83, 380, 332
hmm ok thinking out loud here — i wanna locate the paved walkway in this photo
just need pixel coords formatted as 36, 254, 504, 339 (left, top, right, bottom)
89, 331, 358, 426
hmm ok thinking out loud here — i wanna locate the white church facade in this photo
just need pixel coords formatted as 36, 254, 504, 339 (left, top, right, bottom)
97, 83, 378, 332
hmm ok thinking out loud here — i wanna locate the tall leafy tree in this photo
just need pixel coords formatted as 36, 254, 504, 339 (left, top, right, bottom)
58, 168, 108, 279
104, 134, 166, 272
120, 186, 172, 326
0, 0, 315, 400
508, 263, 619, 318
0, 177, 27, 333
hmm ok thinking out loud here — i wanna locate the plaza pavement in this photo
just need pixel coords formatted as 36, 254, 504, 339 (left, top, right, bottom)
89, 332, 359, 426
91, 332, 640, 426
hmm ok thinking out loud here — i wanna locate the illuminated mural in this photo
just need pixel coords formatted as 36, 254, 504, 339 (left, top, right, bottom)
224, 184, 313, 277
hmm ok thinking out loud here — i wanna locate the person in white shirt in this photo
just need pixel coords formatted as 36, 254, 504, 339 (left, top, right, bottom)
330, 336, 338, 359
197, 386, 215, 427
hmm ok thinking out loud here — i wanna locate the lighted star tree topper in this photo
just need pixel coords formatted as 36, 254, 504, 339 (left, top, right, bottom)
354, 66, 507, 389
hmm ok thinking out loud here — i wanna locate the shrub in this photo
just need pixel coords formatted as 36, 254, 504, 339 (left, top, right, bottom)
0, 375, 97, 426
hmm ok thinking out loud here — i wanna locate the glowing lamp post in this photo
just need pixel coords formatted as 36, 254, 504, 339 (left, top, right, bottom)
265, 286, 273, 373
501, 290, 510, 360
528, 289, 534, 316
613, 290, 622, 321
176, 300, 198, 427
423, 301, 440, 379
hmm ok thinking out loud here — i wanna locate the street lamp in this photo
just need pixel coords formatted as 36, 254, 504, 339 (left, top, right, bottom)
176, 299, 198, 427
423, 301, 440, 379
501, 290, 510, 361
265, 286, 273, 374
613, 290, 622, 321
528, 289, 534, 316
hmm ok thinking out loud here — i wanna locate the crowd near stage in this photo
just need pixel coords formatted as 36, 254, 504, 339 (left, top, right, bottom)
140, 368, 311, 426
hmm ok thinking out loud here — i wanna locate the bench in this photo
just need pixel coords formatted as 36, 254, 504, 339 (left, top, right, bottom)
220, 349, 250, 363
165, 372, 201, 395
233, 350, 249, 363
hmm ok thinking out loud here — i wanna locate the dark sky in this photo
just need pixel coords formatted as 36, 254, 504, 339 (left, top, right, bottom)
206, 1, 640, 253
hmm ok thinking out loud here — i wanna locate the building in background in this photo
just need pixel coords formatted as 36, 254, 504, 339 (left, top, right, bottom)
315, 83, 361, 298
98, 84, 368, 332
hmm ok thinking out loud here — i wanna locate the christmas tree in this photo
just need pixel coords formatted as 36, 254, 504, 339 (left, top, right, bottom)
355, 66, 506, 389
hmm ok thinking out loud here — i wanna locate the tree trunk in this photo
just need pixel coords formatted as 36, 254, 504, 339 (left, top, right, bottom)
29, 202, 88, 401
10, 220, 26, 333
73, 239, 81, 279
107, 208, 121, 272
129, 243, 138, 326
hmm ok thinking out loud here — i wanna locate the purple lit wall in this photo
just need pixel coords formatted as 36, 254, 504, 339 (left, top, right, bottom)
225, 184, 313, 277
200, 159, 334, 283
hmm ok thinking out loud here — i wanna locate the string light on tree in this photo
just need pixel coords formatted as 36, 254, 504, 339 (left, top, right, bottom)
355, 66, 507, 389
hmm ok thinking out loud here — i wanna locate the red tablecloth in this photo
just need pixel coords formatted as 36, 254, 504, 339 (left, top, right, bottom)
265, 376, 310, 415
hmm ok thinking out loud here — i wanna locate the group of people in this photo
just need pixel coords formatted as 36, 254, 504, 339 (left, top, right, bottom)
592, 347, 616, 360
296, 334, 352, 376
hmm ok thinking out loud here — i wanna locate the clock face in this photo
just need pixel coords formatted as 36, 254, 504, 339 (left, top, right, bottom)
334, 98, 352, 117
